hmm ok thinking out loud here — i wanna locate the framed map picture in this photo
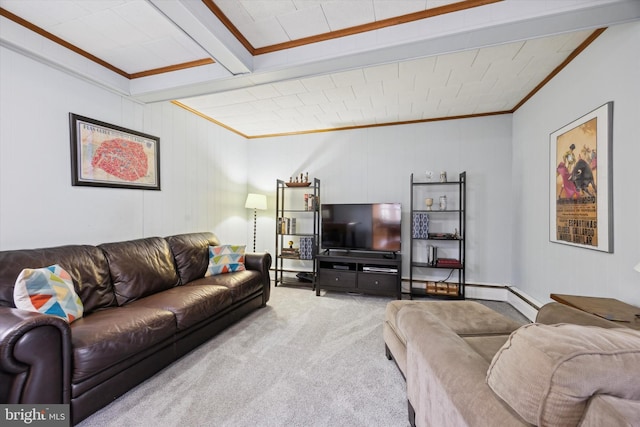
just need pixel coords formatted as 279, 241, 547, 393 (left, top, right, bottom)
549, 102, 613, 252
69, 113, 160, 190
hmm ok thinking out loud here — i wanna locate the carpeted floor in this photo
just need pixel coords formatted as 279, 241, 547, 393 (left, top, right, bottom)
77, 286, 528, 427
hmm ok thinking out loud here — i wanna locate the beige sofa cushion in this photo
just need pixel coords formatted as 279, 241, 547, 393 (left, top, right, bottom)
463, 335, 512, 363
486, 323, 640, 426
385, 300, 523, 378
579, 395, 640, 427
386, 300, 522, 345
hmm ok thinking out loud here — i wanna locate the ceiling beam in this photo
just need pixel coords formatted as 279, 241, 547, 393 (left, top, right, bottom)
132, 0, 640, 103
147, 0, 253, 76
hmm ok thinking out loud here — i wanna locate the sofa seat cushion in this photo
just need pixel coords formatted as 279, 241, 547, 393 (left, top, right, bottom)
487, 323, 640, 427
462, 335, 511, 363
386, 301, 522, 347
70, 306, 176, 383
190, 270, 263, 303
126, 284, 232, 330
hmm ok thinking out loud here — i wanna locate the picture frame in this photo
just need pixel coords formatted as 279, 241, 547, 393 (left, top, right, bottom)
69, 113, 160, 190
549, 102, 613, 252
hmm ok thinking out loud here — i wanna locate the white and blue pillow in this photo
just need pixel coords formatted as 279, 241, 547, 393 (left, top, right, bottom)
13, 264, 84, 322
205, 245, 246, 276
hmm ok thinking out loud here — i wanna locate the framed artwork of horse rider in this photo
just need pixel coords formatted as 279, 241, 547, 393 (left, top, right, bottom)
549, 102, 613, 252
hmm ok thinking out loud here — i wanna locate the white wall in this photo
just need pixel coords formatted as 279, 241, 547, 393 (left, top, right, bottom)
3, 21, 637, 307
247, 116, 514, 285
0, 47, 249, 250
511, 21, 640, 306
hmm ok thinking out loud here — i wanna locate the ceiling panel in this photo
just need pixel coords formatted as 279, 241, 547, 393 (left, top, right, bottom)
1, 0, 209, 74
176, 28, 594, 135
2, 0, 637, 137
322, 1, 376, 31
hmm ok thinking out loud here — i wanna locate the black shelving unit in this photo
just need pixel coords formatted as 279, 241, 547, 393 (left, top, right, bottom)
275, 178, 320, 288
409, 172, 466, 299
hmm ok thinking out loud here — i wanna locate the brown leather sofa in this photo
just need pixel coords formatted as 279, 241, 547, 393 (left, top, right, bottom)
0, 232, 271, 425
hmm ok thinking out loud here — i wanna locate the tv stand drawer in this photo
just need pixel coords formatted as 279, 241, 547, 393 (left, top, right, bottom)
358, 273, 396, 292
317, 269, 355, 289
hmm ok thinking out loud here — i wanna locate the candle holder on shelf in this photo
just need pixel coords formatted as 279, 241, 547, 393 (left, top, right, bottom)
425, 198, 433, 211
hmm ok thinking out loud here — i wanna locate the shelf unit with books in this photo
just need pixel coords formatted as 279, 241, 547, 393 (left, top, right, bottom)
275, 178, 320, 288
409, 172, 466, 299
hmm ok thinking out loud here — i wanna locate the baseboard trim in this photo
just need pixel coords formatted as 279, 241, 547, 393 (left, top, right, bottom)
504, 286, 543, 322
401, 280, 542, 322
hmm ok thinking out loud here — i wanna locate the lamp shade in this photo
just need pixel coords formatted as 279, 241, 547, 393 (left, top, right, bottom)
245, 193, 267, 210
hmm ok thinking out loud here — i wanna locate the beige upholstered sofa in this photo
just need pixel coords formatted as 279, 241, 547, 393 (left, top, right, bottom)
384, 300, 640, 427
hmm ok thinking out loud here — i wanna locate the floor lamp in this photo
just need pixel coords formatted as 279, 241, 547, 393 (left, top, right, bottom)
245, 193, 267, 252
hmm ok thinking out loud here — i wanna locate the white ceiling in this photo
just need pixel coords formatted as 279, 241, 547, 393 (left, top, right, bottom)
1, 0, 639, 138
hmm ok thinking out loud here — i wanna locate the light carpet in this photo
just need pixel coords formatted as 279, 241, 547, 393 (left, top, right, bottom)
78, 286, 408, 427
77, 286, 528, 427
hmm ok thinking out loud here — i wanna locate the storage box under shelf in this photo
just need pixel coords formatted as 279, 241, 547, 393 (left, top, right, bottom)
425, 281, 459, 296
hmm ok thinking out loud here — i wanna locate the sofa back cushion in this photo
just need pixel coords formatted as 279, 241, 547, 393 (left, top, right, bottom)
99, 237, 180, 305
166, 232, 220, 284
0, 245, 117, 314
486, 323, 640, 426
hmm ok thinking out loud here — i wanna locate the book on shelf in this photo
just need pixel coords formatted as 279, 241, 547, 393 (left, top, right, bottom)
412, 212, 429, 239
304, 194, 319, 211
435, 258, 462, 268
280, 247, 300, 258
299, 236, 315, 260
428, 232, 457, 240
277, 217, 296, 234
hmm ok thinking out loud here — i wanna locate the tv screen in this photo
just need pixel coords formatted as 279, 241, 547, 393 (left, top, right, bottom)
321, 203, 401, 252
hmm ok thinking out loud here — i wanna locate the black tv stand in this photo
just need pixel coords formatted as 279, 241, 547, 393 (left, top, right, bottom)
315, 252, 402, 299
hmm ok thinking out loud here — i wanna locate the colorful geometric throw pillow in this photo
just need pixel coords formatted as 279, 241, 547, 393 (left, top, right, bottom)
204, 245, 246, 276
13, 264, 84, 322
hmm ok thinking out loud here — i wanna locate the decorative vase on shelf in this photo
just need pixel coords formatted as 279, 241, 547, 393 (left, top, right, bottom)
425, 198, 433, 211
439, 195, 447, 210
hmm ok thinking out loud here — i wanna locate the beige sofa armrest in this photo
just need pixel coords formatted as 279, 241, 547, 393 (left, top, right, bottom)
536, 302, 625, 328
398, 307, 529, 427
579, 395, 640, 427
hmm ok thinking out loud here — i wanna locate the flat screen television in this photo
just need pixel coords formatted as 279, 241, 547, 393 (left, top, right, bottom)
321, 203, 401, 253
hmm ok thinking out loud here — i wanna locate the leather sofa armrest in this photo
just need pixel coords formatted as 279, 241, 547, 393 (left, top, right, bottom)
245, 252, 272, 303
0, 307, 71, 404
